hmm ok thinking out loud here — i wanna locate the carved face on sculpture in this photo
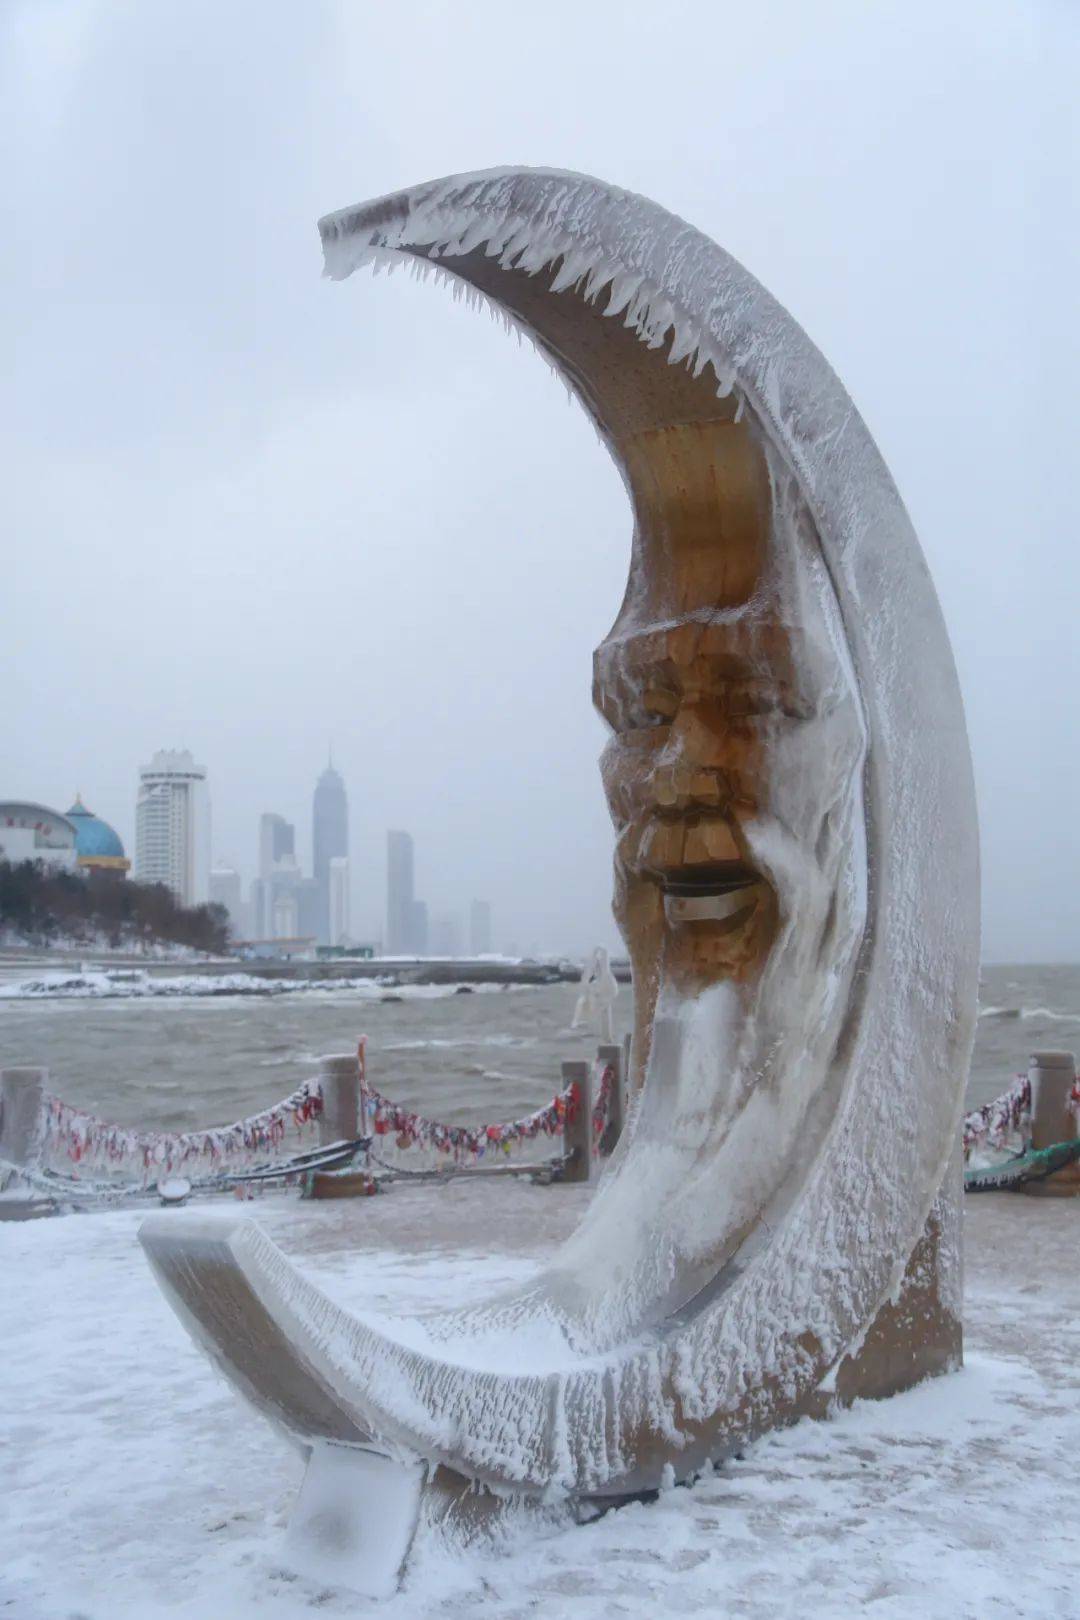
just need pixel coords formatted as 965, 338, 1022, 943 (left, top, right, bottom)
590, 412, 868, 1121
595, 526, 785, 994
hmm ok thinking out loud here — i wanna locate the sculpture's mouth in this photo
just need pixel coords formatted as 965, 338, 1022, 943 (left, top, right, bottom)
631, 813, 771, 932
659, 863, 757, 897
659, 865, 763, 925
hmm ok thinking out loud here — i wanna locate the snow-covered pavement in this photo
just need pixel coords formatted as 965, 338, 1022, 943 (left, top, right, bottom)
3, 1183, 1078, 1619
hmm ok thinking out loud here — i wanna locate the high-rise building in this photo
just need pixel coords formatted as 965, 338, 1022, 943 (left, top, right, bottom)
329, 855, 351, 946
430, 909, 462, 957
271, 889, 299, 938
249, 876, 268, 938
296, 877, 321, 942
386, 830, 413, 952
209, 865, 244, 938
469, 899, 493, 955
386, 830, 415, 953
409, 898, 429, 955
258, 812, 294, 880
250, 812, 318, 945
313, 764, 348, 945
253, 814, 295, 938
134, 749, 210, 906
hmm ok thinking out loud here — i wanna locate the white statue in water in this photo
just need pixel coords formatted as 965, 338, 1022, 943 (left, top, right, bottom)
572, 946, 619, 1042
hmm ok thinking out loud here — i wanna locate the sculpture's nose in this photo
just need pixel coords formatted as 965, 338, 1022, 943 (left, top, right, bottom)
649, 705, 726, 810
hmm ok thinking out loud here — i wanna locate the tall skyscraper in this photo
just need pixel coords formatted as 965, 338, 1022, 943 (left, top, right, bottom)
209, 865, 244, 938
251, 813, 296, 937
386, 830, 415, 953
313, 763, 348, 945
409, 898, 429, 955
272, 889, 299, 937
430, 909, 462, 957
258, 812, 294, 880
329, 855, 351, 946
469, 899, 493, 955
134, 749, 210, 906
296, 878, 321, 942
250, 812, 318, 942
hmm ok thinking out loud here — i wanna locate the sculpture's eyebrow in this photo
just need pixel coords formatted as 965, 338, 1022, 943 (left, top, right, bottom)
686, 656, 782, 687
595, 638, 768, 686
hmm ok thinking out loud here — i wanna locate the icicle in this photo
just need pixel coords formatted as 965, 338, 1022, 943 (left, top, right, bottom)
549, 247, 593, 294
640, 295, 675, 349
666, 318, 699, 368
483, 221, 515, 259
582, 258, 619, 305
453, 217, 493, 257
515, 227, 562, 277
322, 187, 754, 465
604, 270, 642, 319
498, 223, 536, 268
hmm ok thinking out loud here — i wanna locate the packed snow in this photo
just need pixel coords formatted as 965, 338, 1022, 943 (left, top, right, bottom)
0, 969, 515, 1002
2, 1184, 1079, 1619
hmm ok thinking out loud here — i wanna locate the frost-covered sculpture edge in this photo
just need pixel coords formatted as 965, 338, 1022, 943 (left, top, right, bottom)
140, 167, 979, 1592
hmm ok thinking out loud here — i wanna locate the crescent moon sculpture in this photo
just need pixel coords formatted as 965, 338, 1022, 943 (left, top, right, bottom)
140, 168, 979, 1594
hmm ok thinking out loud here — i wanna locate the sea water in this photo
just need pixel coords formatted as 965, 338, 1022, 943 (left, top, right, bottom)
0, 965, 1076, 1133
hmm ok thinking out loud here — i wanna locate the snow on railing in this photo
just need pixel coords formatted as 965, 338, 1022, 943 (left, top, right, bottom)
358, 1037, 617, 1166
35, 1078, 324, 1183
2, 1037, 624, 1194
962, 1075, 1030, 1162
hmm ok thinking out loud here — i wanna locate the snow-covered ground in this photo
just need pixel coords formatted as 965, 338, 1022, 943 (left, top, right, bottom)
0, 935, 215, 961
3, 1184, 1079, 1619
0, 969, 511, 1002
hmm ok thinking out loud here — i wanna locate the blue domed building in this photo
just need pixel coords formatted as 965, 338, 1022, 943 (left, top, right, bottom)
66, 796, 131, 877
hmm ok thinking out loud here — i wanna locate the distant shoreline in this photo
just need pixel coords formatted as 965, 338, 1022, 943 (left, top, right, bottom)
0, 951, 595, 999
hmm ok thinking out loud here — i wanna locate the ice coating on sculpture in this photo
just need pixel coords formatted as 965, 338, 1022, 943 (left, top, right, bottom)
140, 168, 979, 1556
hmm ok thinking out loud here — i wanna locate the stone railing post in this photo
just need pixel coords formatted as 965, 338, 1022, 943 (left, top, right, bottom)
1028, 1051, 1078, 1151
0, 1067, 46, 1169
317, 1054, 361, 1147
1025, 1050, 1079, 1197
561, 1060, 592, 1183
596, 1042, 625, 1156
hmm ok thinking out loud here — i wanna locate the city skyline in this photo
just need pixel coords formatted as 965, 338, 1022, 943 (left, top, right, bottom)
10, 724, 625, 955
4, 5, 1076, 965
0, 759, 524, 955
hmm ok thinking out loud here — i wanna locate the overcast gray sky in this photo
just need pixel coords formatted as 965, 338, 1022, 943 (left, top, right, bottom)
3, 0, 1077, 961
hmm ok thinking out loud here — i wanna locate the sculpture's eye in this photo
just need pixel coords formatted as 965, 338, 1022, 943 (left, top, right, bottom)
642, 685, 680, 723
616, 684, 680, 735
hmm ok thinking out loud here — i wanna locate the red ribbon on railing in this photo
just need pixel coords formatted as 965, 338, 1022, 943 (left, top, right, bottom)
356, 1038, 615, 1163
39, 1078, 324, 1181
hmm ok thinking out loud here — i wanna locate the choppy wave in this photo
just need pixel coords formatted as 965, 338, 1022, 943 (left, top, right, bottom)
257, 1051, 324, 1068
383, 1034, 534, 1052
979, 1004, 1078, 1023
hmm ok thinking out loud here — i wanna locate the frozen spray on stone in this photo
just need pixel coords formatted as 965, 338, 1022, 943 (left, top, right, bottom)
140, 167, 979, 1585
